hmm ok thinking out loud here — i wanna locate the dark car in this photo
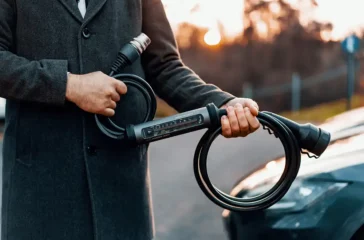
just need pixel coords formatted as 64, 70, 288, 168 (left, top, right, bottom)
222, 107, 364, 240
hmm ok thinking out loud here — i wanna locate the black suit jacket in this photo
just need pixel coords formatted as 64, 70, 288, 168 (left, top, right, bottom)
0, 0, 235, 239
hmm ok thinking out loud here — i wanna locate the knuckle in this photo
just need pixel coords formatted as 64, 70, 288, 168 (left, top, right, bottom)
222, 132, 231, 138
221, 126, 231, 137
236, 107, 244, 113
241, 128, 249, 135
103, 88, 111, 94
112, 79, 119, 85
230, 118, 238, 126
96, 109, 104, 115
240, 122, 249, 131
101, 98, 107, 104
116, 82, 125, 90
237, 115, 246, 123
108, 78, 116, 85
111, 81, 118, 87
121, 84, 127, 92
103, 102, 110, 109
232, 125, 240, 133
228, 111, 235, 118
253, 122, 260, 129
221, 125, 229, 133
98, 106, 105, 113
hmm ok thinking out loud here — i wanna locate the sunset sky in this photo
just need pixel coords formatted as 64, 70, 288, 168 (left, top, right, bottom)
162, 0, 364, 43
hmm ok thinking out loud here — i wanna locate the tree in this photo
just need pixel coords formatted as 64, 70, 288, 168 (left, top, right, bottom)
172, 0, 346, 112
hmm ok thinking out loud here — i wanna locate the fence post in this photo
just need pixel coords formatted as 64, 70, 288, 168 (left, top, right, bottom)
291, 72, 301, 113
242, 82, 253, 99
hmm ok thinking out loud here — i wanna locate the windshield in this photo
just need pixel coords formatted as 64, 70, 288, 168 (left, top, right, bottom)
231, 130, 364, 196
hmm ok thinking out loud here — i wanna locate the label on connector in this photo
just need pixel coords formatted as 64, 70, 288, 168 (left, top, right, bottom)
142, 114, 204, 139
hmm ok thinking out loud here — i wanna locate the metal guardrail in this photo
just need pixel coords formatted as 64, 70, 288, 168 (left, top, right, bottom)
248, 65, 347, 98
242, 64, 356, 112
301, 65, 347, 89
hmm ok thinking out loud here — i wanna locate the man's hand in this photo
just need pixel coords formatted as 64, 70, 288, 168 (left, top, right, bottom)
66, 71, 127, 117
220, 98, 260, 138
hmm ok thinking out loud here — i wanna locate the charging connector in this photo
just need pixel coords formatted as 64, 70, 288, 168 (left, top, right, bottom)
109, 33, 151, 75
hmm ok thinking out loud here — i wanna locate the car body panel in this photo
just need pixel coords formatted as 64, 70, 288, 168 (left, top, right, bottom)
226, 181, 364, 240
230, 131, 364, 197
223, 107, 364, 240
320, 107, 364, 133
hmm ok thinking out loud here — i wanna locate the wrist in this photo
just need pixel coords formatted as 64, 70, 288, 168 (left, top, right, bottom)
65, 73, 80, 102
219, 97, 237, 109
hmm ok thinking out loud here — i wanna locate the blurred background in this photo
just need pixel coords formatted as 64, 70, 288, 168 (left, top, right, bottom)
1, 1, 364, 240
147, 1, 364, 239
156, 0, 364, 121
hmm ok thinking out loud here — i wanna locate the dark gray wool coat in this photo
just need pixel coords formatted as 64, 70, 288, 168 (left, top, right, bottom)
0, 0, 235, 239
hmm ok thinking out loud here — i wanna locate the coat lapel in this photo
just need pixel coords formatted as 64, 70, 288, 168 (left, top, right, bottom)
57, 0, 84, 24
83, 0, 108, 24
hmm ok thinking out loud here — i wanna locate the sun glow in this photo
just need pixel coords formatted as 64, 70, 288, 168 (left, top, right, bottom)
162, 0, 244, 45
162, 0, 364, 45
204, 29, 221, 45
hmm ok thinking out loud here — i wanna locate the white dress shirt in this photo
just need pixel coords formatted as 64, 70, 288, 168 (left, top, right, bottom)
77, 0, 86, 18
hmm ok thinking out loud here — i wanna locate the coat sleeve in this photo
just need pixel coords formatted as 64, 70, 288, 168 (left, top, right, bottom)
0, 0, 68, 105
141, 0, 236, 113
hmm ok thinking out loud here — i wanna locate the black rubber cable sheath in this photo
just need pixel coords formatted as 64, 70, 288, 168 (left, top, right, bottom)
94, 73, 157, 140
193, 112, 301, 211
95, 73, 302, 212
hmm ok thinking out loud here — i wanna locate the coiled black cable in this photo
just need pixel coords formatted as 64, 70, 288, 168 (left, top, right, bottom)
94, 73, 157, 140
94, 33, 156, 140
97, 73, 304, 211
95, 32, 330, 212
193, 111, 301, 211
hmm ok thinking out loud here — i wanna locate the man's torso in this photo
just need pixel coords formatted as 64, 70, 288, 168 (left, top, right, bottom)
2, 1, 154, 239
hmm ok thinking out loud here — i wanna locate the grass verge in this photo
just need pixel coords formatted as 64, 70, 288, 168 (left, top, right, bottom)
280, 95, 364, 123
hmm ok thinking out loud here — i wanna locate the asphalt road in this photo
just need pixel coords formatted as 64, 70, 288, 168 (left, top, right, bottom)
0, 127, 284, 240
149, 128, 284, 240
